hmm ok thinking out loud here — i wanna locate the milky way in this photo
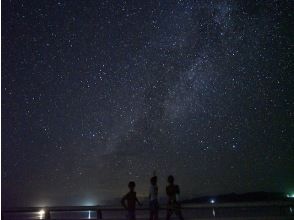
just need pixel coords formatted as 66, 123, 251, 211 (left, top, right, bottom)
2, 0, 293, 206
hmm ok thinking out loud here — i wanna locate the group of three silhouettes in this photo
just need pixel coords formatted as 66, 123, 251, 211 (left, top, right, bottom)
121, 175, 184, 220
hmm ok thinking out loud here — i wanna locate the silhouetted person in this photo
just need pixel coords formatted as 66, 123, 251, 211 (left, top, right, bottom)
166, 175, 184, 220
149, 175, 159, 220
121, 181, 142, 220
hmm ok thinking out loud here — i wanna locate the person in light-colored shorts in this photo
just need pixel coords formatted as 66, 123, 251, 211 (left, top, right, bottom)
149, 175, 159, 220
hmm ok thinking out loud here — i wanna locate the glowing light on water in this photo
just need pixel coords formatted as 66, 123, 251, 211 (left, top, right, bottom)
287, 193, 294, 198
39, 209, 45, 219
88, 210, 91, 219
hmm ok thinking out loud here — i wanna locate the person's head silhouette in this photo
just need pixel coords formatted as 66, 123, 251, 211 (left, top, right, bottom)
168, 175, 174, 184
150, 176, 157, 185
128, 181, 136, 191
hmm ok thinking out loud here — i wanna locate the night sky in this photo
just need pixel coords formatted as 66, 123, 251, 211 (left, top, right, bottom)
2, 0, 293, 207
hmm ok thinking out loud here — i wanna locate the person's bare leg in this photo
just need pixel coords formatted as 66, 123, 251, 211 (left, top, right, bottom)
149, 211, 154, 220
175, 210, 184, 220
166, 210, 172, 220
154, 210, 158, 220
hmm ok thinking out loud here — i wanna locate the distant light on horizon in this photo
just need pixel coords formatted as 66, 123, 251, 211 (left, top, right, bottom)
210, 199, 215, 204
81, 197, 101, 207
39, 209, 45, 219
286, 194, 294, 198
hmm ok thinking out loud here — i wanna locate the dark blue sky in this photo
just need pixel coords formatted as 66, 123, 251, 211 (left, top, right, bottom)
2, 0, 293, 207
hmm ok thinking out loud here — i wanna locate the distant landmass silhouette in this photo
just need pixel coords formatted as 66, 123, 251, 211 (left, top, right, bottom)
182, 191, 290, 204
102, 191, 291, 206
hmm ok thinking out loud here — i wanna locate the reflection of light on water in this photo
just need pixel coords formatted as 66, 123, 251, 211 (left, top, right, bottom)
290, 207, 293, 214
212, 208, 216, 217
39, 209, 45, 219
88, 210, 91, 219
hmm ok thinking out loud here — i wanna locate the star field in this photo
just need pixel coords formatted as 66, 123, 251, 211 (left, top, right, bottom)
2, 0, 293, 206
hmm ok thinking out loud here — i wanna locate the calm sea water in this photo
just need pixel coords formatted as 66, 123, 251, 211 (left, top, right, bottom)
3, 206, 294, 219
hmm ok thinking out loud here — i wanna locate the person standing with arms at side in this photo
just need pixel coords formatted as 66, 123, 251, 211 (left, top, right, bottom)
149, 175, 159, 220
121, 181, 142, 220
166, 175, 184, 220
